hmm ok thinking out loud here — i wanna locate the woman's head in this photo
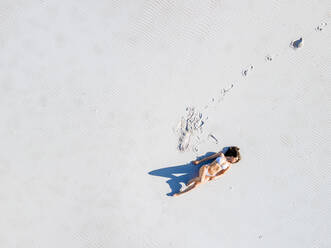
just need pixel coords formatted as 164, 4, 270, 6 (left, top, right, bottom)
224, 146, 241, 164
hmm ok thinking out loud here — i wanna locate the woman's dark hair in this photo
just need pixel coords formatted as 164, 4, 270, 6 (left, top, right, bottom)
224, 146, 241, 163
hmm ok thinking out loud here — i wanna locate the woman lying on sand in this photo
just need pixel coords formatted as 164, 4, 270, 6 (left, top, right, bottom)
174, 146, 241, 197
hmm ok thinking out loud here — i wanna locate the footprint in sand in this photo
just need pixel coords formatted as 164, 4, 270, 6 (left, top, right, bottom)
208, 133, 219, 144
242, 65, 254, 77
218, 83, 234, 102
175, 107, 207, 152
290, 37, 303, 49
315, 22, 327, 31
265, 55, 273, 62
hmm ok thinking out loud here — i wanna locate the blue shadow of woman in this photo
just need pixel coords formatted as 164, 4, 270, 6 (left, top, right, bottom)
148, 152, 217, 196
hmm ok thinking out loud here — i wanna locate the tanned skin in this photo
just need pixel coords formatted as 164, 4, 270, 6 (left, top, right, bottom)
173, 152, 238, 197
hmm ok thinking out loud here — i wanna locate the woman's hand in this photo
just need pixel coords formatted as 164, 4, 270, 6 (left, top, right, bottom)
192, 160, 200, 165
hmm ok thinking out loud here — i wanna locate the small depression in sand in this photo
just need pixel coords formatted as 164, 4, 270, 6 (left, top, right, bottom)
242, 65, 254, 77
315, 22, 327, 31
265, 55, 273, 62
290, 37, 303, 49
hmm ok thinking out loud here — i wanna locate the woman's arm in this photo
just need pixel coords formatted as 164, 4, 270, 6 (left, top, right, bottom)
193, 151, 223, 165
209, 167, 230, 180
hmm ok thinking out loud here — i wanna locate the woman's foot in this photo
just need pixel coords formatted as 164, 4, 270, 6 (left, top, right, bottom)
186, 179, 195, 186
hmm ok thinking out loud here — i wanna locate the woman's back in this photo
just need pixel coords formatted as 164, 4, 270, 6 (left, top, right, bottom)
208, 155, 229, 175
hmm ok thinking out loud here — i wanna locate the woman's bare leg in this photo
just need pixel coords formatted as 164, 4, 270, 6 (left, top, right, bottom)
186, 177, 198, 186
174, 181, 201, 196
174, 166, 208, 196
187, 164, 211, 186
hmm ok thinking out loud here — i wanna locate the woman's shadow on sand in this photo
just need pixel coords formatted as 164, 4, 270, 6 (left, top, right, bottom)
148, 152, 218, 196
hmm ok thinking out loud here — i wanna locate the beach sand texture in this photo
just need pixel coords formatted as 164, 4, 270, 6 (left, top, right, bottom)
0, 0, 330, 247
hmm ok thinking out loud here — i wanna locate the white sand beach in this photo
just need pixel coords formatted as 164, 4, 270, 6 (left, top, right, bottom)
0, 1, 330, 247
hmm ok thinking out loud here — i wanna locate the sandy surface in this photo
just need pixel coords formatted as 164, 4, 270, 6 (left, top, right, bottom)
1, 1, 331, 247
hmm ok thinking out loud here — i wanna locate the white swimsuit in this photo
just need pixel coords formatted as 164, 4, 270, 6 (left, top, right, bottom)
205, 156, 229, 177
